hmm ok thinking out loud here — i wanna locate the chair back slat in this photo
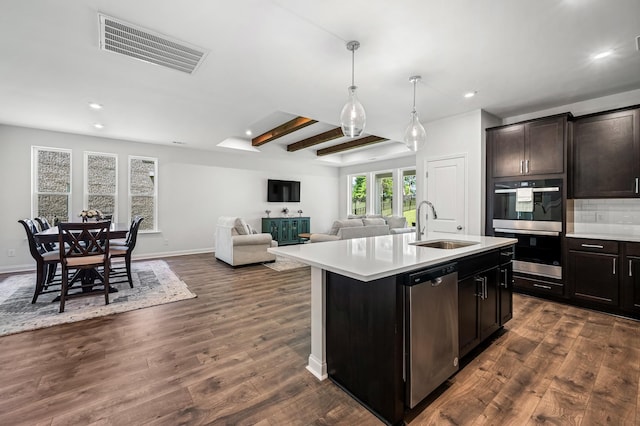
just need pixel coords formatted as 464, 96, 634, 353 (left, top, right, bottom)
58, 222, 110, 261
126, 216, 144, 250
18, 219, 46, 260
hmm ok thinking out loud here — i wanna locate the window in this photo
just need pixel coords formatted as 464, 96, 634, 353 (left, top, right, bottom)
129, 156, 157, 231
84, 152, 117, 220
374, 171, 393, 216
32, 146, 72, 223
402, 169, 417, 225
350, 174, 367, 216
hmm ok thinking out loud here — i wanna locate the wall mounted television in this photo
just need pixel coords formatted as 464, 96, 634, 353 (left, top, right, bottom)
267, 179, 300, 202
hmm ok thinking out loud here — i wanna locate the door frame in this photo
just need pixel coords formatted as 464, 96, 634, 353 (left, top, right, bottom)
423, 153, 468, 234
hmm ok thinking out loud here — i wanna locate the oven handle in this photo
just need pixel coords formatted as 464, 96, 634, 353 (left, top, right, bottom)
494, 228, 560, 237
494, 187, 560, 194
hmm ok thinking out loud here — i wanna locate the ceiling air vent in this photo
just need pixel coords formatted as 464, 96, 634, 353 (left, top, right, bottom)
98, 13, 207, 74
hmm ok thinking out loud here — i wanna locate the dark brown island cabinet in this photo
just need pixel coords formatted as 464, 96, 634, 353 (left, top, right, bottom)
571, 107, 640, 198
325, 246, 514, 425
487, 114, 568, 178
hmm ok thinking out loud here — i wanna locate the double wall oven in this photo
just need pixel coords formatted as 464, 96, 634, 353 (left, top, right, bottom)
492, 179, 563, 280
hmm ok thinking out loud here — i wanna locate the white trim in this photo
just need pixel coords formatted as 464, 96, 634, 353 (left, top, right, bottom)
347, 172, 367, 216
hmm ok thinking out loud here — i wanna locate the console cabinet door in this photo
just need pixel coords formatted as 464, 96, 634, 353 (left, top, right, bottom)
572, 108, 640, 198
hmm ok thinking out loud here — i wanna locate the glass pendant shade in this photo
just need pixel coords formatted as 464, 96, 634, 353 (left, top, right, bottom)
404, 75, 426, 151
340, 85, 366, 138
404, 110, 427, 151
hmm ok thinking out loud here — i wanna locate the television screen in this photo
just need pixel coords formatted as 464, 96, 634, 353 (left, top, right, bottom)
268, 179, 300, 202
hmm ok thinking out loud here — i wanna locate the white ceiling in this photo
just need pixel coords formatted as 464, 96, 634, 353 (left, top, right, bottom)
1, 0, 639, 166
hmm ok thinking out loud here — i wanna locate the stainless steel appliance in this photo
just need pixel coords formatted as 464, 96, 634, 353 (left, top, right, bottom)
492, 179, 563, 279
404, 263, 458, 408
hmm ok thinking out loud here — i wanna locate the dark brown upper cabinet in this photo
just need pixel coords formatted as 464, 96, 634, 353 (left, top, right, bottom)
487, 115, 568, 179
571, 108, 640, 198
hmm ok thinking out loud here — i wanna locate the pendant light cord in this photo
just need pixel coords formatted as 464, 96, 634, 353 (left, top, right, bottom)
351, 48, 355, 87
412, 80, 417, 112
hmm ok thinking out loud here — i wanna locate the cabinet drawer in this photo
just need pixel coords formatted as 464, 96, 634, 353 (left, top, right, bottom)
626, 242, 640, 257
458, 250, 500, 280
567, 238, 618, 254
514, 276, 564, 296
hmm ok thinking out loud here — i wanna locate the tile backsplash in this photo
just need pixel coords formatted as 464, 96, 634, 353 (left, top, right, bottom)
572, 199, 640, 236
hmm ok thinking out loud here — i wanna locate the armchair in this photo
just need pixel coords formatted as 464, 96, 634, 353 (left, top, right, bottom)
215, 217, 277, 266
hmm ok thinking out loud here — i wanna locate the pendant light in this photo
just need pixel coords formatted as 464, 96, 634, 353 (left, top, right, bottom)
340, 40, 366, 138
404, 75, 427, 151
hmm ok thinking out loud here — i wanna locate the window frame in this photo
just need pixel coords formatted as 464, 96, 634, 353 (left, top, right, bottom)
128, 155, 158, 232
31, 146, 72, 222
347, 173, 368, 216
373, 169, 394, 216
84, 151, 118, 222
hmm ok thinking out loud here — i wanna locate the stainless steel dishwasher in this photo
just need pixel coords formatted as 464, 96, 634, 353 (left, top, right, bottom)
404, 262, 459, 408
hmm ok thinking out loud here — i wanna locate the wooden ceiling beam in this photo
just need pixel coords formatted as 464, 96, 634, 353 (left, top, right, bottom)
287, 127, 344, 152
252, 116, 318, 146
316, 136, 388, 156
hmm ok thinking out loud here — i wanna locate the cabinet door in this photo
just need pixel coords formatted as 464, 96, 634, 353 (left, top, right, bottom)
499, 263, 513, 325
280, 219, 292, 244
489, 125, 525, 178
572, 109, 640, 198
623, 256, 640, 313
262, 219, 280, 242
525, 116, 565, 175
458, 275, 481, 358
479, 267, 500, 341
568, 251, 619, 306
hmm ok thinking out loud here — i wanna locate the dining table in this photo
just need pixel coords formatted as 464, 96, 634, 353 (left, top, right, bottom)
34, 221, 130, 299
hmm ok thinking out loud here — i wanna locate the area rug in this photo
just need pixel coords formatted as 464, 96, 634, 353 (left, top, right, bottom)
0, 260, 196, 337
264, 255, 309, 271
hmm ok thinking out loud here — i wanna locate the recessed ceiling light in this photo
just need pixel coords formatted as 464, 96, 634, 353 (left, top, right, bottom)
464, 91, 477, 98
245, 130, 252, 136
93, 123, 104, 129
89, 102, 103, 110
593, 50, 613, 60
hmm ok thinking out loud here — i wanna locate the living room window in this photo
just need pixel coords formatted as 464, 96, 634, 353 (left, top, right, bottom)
129, 156, 157, 231
32, 146, 72, 223
349, 174, 367, 216
402, 169, 417, 225
84, 152, 117, 221
374, 171, 393, 216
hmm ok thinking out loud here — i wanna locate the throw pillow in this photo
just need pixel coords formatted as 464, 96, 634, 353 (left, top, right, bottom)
329, 218, 364, 235
363, 218, 386, 226
234, 218, 250, 235
385, 216, 407, 229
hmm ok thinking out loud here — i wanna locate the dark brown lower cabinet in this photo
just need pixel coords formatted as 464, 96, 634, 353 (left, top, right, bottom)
567, 238, 619, 307
622, 242, 640, 314
499, 257, 514, 325
458, 249, 504, 358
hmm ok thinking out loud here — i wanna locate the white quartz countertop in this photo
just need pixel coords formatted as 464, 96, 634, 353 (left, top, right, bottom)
566, 233, 640, 243
269, 232, 517, 282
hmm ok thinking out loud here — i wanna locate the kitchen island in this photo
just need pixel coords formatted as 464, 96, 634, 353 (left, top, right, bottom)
269, 232, 516, 424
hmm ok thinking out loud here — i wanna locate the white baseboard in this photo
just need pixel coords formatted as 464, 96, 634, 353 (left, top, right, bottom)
0, 248, 215, 275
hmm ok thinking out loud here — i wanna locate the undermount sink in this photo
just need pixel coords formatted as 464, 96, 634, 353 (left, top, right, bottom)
410, 240, 479, 249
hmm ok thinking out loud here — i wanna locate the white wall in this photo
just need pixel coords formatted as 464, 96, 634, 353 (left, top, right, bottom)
0, 125, 339, 273
415, 109, 500, 236
503, 88, 640, 124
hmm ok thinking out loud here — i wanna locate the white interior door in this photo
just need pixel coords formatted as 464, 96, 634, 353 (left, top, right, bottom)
425, 155, 467, 234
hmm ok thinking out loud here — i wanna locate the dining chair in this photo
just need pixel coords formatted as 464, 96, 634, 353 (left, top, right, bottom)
57, 221, 111, 313
110, 216, 144, 288
17, 219, 61, 303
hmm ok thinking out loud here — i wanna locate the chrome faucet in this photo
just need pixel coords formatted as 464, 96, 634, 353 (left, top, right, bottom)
416, 200, 437, 241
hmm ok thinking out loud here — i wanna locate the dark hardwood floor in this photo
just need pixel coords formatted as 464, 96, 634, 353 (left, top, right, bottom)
1, 253, 639, 425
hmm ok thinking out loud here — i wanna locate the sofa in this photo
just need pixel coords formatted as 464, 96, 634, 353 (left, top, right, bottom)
215, 217, 277, 266
310, 215, 414, 243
